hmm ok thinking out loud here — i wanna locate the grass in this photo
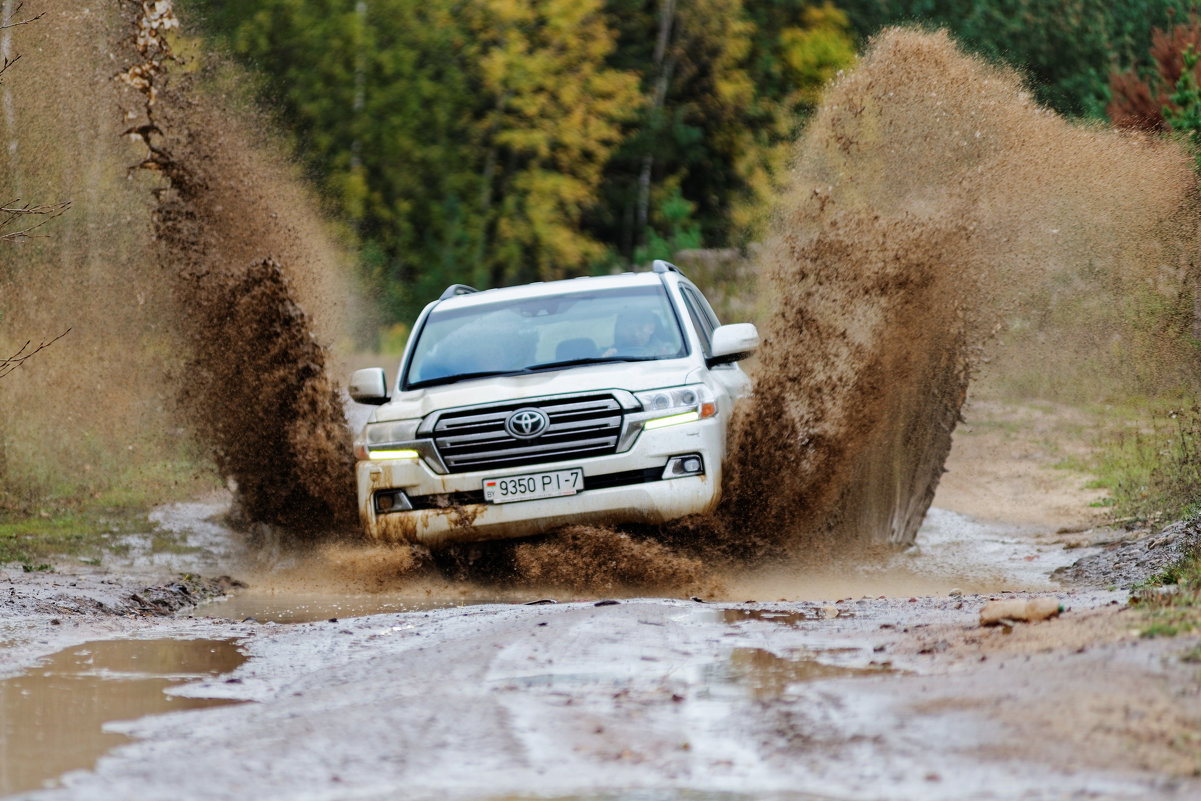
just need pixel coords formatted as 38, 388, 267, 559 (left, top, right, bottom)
0, 506, 146, 571
0, 458, 220, 571
1075, 398, 1201, 644
1130, 543, 1201, 640
1084, 402, 1201, 526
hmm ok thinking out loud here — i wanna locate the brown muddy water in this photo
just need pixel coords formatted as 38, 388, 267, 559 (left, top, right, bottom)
169, 489, 1078, 625
0, 638, 244, 796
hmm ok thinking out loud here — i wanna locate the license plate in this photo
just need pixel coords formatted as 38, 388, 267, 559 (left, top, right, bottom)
483, 468, 583, 504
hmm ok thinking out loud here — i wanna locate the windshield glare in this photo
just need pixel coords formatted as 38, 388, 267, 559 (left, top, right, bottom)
403, 285, 687, 388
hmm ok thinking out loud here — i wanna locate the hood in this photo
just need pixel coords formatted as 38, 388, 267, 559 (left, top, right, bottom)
370, 357, 701, 423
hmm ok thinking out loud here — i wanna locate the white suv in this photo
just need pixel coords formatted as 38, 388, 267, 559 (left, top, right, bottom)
348, 260, 758, 548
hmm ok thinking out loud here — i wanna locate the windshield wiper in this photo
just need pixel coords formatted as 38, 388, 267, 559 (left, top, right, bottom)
525, 356, 649, 371
406, 356, 658, 389
405, 369, 528, 390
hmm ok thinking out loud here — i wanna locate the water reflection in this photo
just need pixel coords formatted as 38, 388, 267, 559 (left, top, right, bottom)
723, 648, 890, 699
195, 589, 489, 624
0, 639, 244, 795
721, 608, 824, 627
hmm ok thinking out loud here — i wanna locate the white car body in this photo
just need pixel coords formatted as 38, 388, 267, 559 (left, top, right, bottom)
349, 261, 758, 548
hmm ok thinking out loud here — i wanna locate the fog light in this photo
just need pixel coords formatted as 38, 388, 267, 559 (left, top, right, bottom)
374, 490, 412, 514
662, 454, 704, 479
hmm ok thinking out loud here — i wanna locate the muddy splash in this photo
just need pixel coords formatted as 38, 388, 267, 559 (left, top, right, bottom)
118, 1, 357, 532
513, 27, 1200, 592
708, 27, 1199, 564
511, 525, 714, 595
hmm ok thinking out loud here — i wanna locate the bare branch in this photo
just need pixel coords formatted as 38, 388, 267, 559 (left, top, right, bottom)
0, 328, 70, 379
1, 5, 45, 31
0, 5, 41, 83
0, 53, 19, 83
0, 199, 71, 241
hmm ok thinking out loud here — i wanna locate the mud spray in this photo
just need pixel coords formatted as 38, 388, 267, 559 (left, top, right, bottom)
101, 10, 1201, 595
511, 28, 1201, 594
118, 1, 358, 534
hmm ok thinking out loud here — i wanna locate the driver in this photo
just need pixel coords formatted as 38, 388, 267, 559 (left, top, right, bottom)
603, 309, 669, 357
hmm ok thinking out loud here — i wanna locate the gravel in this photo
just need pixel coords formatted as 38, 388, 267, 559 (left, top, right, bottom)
1053, 517, 1201, 590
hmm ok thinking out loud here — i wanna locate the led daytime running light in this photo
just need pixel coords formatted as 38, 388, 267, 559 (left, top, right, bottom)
368, 448, 420, 460
644, 410, 701, 430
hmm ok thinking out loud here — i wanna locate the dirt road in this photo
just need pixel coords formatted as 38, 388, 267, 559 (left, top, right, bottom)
2, 394, 1201, 801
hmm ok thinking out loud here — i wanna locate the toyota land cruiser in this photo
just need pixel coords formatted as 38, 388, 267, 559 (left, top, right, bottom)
348, 260, 758, 548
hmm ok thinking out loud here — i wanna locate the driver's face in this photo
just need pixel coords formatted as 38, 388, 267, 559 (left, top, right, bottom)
631, 321, 654, 344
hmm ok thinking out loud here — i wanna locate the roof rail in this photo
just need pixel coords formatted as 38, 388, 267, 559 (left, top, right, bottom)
439, 283, 478, 299
651, 259, 681, 274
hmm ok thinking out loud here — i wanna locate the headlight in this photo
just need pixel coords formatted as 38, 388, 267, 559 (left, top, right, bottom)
364, 419, 421, 445
356, 419, 423, 461
634, 385, 716, 429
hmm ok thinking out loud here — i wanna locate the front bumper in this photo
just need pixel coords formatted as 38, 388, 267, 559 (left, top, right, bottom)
356, 418, 723, 547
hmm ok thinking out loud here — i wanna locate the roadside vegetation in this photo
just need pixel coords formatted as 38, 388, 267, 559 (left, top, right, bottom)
1072, 8, 1201, 625
1085, 399, 1201, 641
1077, 403, 1201, 524
1132, 551, 1201, 648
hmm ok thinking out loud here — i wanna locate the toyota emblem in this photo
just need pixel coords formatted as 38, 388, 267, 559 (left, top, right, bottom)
505, 408, 550, 439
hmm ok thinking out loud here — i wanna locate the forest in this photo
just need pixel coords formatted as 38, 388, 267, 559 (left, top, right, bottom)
192, 0, 1201, 330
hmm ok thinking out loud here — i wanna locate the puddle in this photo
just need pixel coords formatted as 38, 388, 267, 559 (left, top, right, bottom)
0, 638, 245, 795
721, 608, 834, 626
194, 589, 498, 624
720, 648, 889, 699
195, 590, 428, 624
894, 507, 1076, 591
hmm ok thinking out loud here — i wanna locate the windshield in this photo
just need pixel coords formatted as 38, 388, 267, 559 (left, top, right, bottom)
402, 284, 687, 389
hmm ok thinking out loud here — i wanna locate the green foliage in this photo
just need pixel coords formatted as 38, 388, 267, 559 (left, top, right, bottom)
193, 0, 856, 321
837, 0, 1197, 119
634, 184, 703, 264
779, 4, 858, 110
195, 0, 1199, 330
1088, 403, 1201, 525
466, 0, 643, 287
1165, 44, 1201, 169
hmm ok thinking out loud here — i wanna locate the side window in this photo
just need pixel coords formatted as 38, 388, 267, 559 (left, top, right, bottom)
684, 285, 721, 329
679, 288, 715, 355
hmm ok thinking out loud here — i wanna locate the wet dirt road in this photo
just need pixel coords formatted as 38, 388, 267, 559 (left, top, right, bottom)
1, 396, 1200, 800
2, 580, 1196, 801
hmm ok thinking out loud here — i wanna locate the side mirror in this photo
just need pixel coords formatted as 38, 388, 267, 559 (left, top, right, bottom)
708, 323, 759, 366
349, 367, 390, 405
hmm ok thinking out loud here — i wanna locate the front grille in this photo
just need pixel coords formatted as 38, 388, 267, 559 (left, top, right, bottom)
433, 394, 624, 473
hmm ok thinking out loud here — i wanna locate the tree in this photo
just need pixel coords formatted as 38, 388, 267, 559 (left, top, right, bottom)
466, 0, 642, 287
1165, 43, 1201, 169
200, 0, 639, 318
1108, 16, 1201, 133
836, 0, 1195, 120
599, 0, 757, 257
195, 1, 860, 316
597, 0, 855, 261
